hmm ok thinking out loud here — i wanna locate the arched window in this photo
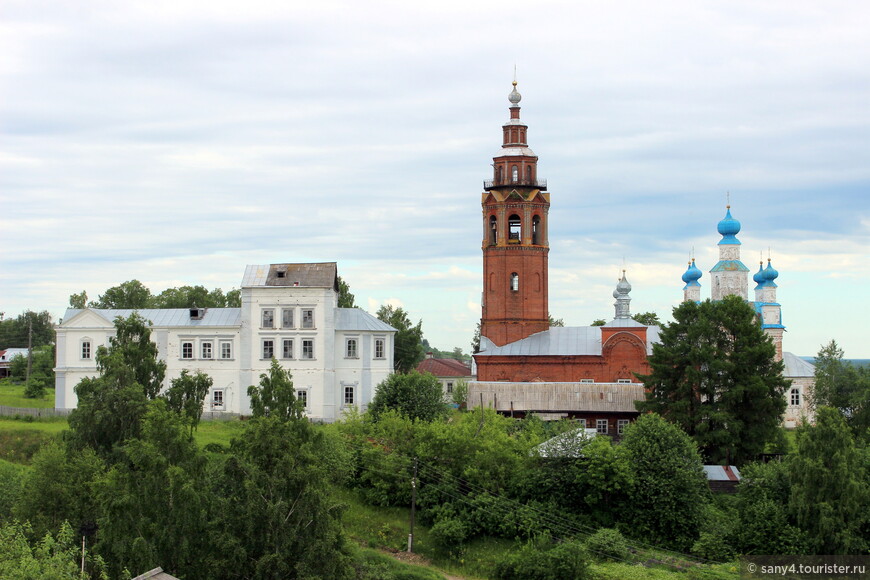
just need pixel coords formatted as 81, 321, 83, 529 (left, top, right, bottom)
511, 165, 518, 183
508, 214, 521, 241
510, 273, 519, 292
532, 215, 540, 244
790, 388, 800, 406
489, 215, 498, 245
526, 165, 532, 183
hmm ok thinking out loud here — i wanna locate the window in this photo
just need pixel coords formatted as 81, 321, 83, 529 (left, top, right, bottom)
596, 419, 609, 434
212, 389, 224, 410
510, 273, 519, 292
282, 309, 294, 329
262, 340, 274, 360
617, 419, 630, 434
301, 309, 314, 329
302, 339, 314, 359
576, 419, 587, 428
790, 388, 801, 406
375, 338, 385, 359
296, 389, 308, 409
220, 341, 232, 359
508, 214, 521, 241
580, 378, 594, 384
511, 165, 518, 182
446, 382, 454, 394
617, 378, 632, 384
262, 309, 274, 328
81, 340, 91, 360
181, 341, 193, 359
201, 341, 213, 359
532, 215, 541, 244
346, 338, 358, 358
282, 339, 294, 359
489, 215, 498, 245
344, 386, 355, 406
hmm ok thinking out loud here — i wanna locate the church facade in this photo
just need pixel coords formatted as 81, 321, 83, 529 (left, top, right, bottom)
470, 82, 813, 429
54, 263, 396, 421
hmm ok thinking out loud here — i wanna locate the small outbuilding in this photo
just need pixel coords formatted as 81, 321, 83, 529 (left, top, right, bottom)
703, 465, 742, 493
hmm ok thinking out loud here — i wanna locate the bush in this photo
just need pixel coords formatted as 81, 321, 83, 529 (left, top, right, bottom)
493, 535, 589, 580
429, 516, 469, 553
583, 528, 630, 563
24, 377, 47, 399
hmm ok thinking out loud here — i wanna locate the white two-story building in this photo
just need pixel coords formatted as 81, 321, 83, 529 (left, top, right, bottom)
55, 263, 396, 420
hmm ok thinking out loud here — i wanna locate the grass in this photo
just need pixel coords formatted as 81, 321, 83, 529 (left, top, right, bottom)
0, 380, 55, 408
193, 419, 247, 448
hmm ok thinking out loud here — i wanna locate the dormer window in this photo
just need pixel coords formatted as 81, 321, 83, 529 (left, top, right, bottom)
277, 271, 286, 278
189, 307, 205, 320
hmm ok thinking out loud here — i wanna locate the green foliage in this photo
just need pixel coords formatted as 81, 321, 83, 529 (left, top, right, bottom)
812, 340, 870, 438
14, 441, 106, 540
247, 358, 303, 421
68, 290, 88, 309
0, 459, 26, 520
493, 535, 589, 580
0, 380, 54, 408
591, 319, 606, 326
163, 369, 212, 436
225, 288, 241, 307
0, 521, 108, 579
788, 406, 869, 554
95, 399, 211, 579
377, 305, 425, 373
451, 378, 469, 407
0, 310, 55, 350
212, 416, 354, 579
548, 313, 564, 327
631, 311, 661, 326
583, 528, 630, 563
90, 279, 153, 309
690, 502, 737, 562
636, 296, 789, 464
337, 275, 356, 308
68, 313, 165, 455
733, 461, 806, 555
471, 321, 480, 354
621, 413, 710, 552
369, 372, 447, 422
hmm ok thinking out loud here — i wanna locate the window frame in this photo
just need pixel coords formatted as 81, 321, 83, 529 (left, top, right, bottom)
343, 386, 355, 406
262, 339, 274, 360
302, 339, 314, 360
374, 337, 385, 360
296, 389, 308, 410
301, 308, 315, 329
345, 338, 358, 359
220, 341, 233, 360
81, 339, 92, 360
281, 308, 294, 329
201, 341, 213, 360
212, 389, 224, 410
596, 419, 609, 434
790, 387, 801, 406
262, 309, 275, 329
181, 341, 194, 360
617, 419, 630, 434
282, 338, 294, 360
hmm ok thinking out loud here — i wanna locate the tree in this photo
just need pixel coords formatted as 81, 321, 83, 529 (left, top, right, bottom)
67, 314, 166, 455
636, 296, 789, 464
590, 319, 606, 327
9, 346, 54, 396
247, 359, 303, 421
632, 311, 661, 326
337, 275, 356, 308
0, 521, 108, 579
226, 288, 241, 307
621, 413, 710, 552
0, 310, 55, 349
69, 290, 88, 309
788, 406, 869, 554
90, 280, 153, 309
163, 370, 213, 436
472, 321, 481, 354
376, 305, 424, 373
452, 378, 469, 407
368, 371, 447, 422
548, 314, 564, 327
811, 340, 870, 437
151, 285, 222, 308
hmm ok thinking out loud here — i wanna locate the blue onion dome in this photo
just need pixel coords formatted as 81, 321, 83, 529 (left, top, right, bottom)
763, 258, 779, 286
717, 205, 741, 244
682, 259, 702, 286
508, 80, 522, 106
753, 262, 766, 288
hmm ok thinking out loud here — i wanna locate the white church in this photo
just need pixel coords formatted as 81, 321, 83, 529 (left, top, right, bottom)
54, 263, 396, 421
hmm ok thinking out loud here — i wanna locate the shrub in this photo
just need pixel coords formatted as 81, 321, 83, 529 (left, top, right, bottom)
493, 535, 589, 580
429, 516, 469, 553
583, 527, 630, 563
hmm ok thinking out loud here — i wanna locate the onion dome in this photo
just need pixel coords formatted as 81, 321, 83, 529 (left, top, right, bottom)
508, 80, 522, 106
753, 262, 766, 289
762, 258, 779, 287
717, 205, 741, 244
613, 270, 632, 319
682, 259, 702, 287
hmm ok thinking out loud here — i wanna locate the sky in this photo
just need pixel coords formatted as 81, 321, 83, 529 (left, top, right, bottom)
2, 0, 868, 358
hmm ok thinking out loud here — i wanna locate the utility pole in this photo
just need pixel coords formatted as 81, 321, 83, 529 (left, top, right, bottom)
407, 457, 418, 553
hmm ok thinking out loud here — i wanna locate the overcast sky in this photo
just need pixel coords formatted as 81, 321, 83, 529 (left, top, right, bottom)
2, 0, 868, 358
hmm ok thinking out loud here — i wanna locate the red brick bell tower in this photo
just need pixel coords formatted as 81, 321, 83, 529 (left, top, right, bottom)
480, 81, 550, 347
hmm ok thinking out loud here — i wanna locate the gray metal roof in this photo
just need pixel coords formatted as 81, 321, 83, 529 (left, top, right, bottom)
603, 318, 646, 327
241, 263, 337, 288
478, 325, 660, 357
335, 308, 396, 332
703, 465, 742, 482
494, 146, 537, 158
783, 351, 815, 377
64, 308, 241, 328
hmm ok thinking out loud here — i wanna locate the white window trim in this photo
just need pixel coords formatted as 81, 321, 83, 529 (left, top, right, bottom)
343, 385, 355, 407
201, 340, 213, 360
301, 339, 315, 360
596, 419, 609, 434
281, 308, 295, 329
181, 340, 194, 360
281, 338, 294, 360
219, 341, 233, 360
212, 389, 225, 411
296, 388, 310, 411
301, 308, 315, 329
345, 337, 359, 359
80, 338, 93, 360
617, 419, 630, 434
262, 309, 275, 329
262, 339, 275, 360
374, 337, 386, 360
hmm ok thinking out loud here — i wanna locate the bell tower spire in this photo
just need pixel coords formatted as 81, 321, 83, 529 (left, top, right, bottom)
480, 80, 550, 347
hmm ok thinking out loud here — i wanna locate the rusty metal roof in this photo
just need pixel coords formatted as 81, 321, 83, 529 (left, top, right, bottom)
241, 263, 337, 288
